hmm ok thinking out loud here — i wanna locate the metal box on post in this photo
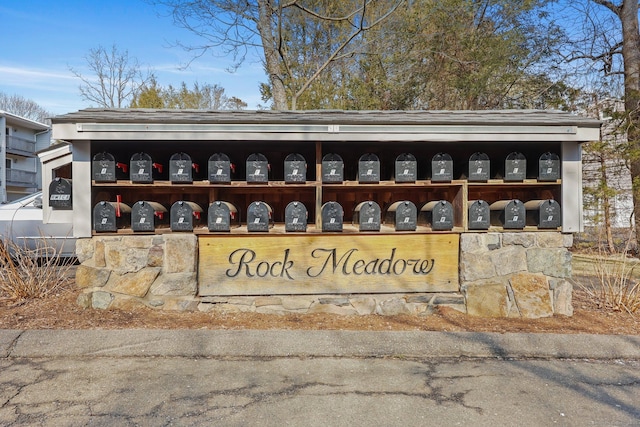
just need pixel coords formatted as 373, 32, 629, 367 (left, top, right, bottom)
321, 201, 343, 232
505, 152, 526, 181
394, 153, 417, 183
431, 153, 453, 182
490, 199, 526, 229
468, 152, 490, 182
538, 152, 560, 181
170, 201, 202, 232
247, 201, 272, 232
246, 153, 269, 183
285, 201, 308, 232
131, 201, 167, 232
130, 152, 162, 183
468, 200, 490, 230
92, 152, 127, 182
48, 177, 73, 209
93, 200, 131, 232
207, 201, 238, 232
385, 201, 417, 231
208, 153, 234, 183
525, 199, 561, 229
420, 200, 454, 231
284, 153, 307, 183
169, 152, 198, 183
358, 153, 380, 183
321, 153, 344, 183
353, 201, 381, 231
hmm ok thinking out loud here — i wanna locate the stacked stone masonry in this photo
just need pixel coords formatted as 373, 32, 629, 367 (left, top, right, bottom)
75, 232, 573, 318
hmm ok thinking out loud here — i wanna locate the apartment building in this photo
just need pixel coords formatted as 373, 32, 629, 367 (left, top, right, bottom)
0, 110, 50, 203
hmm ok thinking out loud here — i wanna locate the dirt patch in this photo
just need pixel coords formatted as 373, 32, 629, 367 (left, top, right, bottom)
1, 278, 638, 334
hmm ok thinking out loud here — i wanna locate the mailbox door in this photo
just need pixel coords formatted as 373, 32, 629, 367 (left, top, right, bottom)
285, 201, 308, 232
169, 152, 193, 183
395, 153, 417, 183
358, 153, 380, 183
357, 201, 381, 231
505, 152, 526, 181
247, 201, 270, 232
394, 201, 417, 231
246, 154, 269, 183
170, 201, 194, 231
538, 200, 562, 228
208, 201, 231, 232
538, 152, 560, 181
130, 153, 153, 183
321, 202, 343, 231
431, 153, 453, 182
93, 202, 117, 232
48, 178, 73, 209
92, 152, 116, 182
208, 153, 232, 183
431, 201, 454, 230
468, 200, 490, 230
284, 153, 307, 183
322, 153, 344, 183
131, 201, 155, 232
468, 152, 490, 181
502, 200, 526, 229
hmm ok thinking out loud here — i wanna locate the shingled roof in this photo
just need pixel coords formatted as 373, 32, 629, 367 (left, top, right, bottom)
52, 108, 601, 128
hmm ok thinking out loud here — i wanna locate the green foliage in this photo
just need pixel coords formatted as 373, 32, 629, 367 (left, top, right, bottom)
130, 77, 247, 110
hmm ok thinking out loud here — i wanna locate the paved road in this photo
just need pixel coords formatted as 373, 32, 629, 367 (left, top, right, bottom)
1, 330, 639, 426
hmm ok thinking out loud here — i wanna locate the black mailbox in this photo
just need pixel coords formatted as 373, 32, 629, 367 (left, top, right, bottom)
468, 200, 490, 230
170, 152, 198, 183
130, 152, 162, 183
385, 201, 417, 231
93, 200, 131, 232
131, 201, 167, 232
246, 153, 269, 183
468, 152, 490, 182
92, 152, 127, 182
247, 201, 272, 232
525, 199, 562, 229
358, 153, 380, 183
170, 201, 202, 232
321, 201, 343, 232
431, 153, 453, 182
285, 201, 308, 232
322, 153, 344, 183
208, 153, 235, 183
505, 152, 526, 181
394, 153, 417, 183
353, 201, 381, 231
538, 152, 560, 181
284, 153, 307, 183
48, 177, 72, 209
420, 200, 454, 231
490, 199, 526, 229
208, 201, 238, 232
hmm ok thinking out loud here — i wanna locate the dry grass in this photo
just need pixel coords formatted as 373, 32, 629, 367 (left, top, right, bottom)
0, 237, 75, 301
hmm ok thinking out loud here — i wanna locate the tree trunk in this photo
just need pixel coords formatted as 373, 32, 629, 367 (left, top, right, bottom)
621, 0, 640, 246
257, 0, 289, 110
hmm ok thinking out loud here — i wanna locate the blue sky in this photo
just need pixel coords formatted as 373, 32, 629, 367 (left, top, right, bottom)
0, 0, 265, 115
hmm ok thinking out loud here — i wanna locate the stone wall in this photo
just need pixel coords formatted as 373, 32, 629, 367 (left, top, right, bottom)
74, 232, 573, 318
460, 232, 574, 318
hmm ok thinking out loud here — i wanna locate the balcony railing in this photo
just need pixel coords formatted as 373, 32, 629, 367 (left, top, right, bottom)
6, 168, 37, 187
6, 135, 36, 156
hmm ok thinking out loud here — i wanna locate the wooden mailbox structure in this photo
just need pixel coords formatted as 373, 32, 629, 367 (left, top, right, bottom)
49, 109, 600, 312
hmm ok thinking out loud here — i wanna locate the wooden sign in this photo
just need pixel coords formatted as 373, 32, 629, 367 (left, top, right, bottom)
199, 234, 459, 296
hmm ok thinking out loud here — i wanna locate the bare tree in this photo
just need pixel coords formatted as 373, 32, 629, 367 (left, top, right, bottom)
69, 45, 151, 108
152, 0, 404, 110
0, 92, 53, 123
